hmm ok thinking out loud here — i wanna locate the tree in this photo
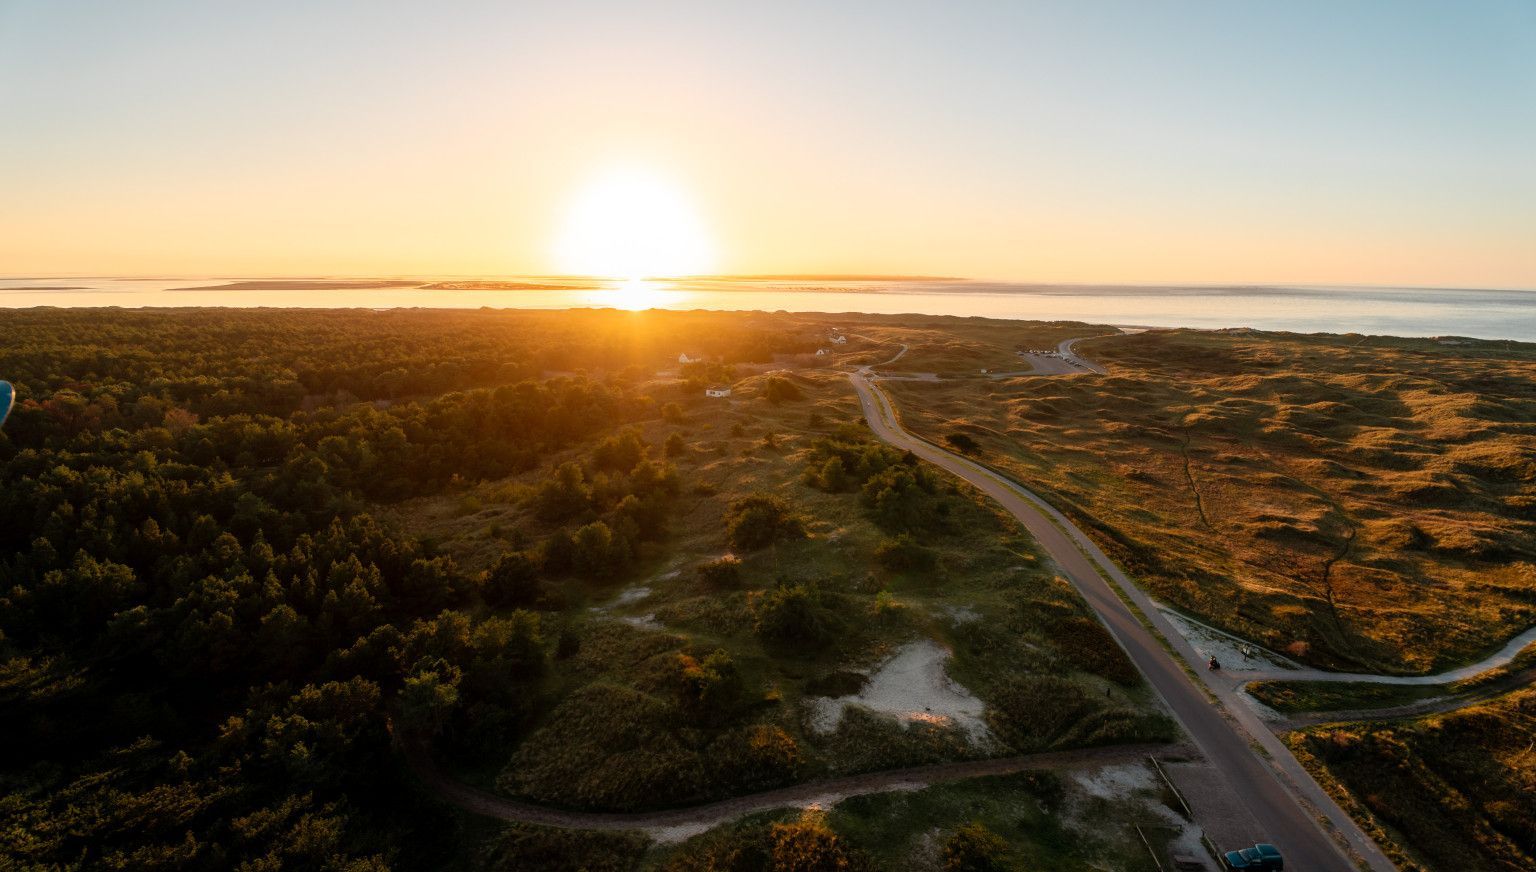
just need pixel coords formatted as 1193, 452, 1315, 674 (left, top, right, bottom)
665, 432, 686, 457
534, 461, 592, 522
572, 521, 630, 579
593, 427, 647, 473
485, 550, 543, 608
725, 494, 806, 551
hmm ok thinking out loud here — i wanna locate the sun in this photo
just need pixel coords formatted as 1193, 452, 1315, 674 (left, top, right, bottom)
554, 165, 715, 279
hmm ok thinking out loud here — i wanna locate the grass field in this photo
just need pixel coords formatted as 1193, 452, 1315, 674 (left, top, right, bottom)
884, 327, 1536, 674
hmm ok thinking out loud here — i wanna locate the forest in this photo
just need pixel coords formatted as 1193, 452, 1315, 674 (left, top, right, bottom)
0, 309, 828, 869
2, 308, 1182, 871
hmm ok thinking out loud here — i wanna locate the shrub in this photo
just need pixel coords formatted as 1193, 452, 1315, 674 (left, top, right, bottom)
944, 432, 981, 454
698, 554, 742, 588
769, 815, 867, 872
677, 649, 746, 723
749, 582, 831, 645
942, 822, 1008, 872
725, 494, 806, 551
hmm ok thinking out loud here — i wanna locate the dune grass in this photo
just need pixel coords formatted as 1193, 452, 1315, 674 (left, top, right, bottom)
1288, 686, 1536, 871
884, 327, 1536, 674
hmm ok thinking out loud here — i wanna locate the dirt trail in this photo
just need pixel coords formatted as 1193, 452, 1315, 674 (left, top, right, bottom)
402, 733, 1172, 841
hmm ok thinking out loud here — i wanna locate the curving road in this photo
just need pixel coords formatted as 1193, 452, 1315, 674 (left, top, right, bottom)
851, 359, 1389, 871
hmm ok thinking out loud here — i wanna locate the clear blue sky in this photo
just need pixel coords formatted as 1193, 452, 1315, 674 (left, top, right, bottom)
1, 0, 1533, 285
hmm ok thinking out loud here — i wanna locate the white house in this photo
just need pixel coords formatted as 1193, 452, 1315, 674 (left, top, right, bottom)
679, 353, 698, 364
815, 348, 829, 356
829, 334, 847, 344
705, 385, 732, 398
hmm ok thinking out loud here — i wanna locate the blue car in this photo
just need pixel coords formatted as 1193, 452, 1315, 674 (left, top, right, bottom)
0, 380, 12, 429
1223, 843, 1283, 870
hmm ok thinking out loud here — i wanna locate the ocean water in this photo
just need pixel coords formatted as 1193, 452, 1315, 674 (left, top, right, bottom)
2, 277, 1533, 342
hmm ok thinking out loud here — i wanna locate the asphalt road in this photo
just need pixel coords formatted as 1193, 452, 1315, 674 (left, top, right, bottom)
851, 367, 1383, 872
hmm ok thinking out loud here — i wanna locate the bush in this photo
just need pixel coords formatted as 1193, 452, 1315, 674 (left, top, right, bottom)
665, 432, 686, 457
725, 494, 806, 551
677, 649, 746, 723
944, 432, 980, 454
943, 822, 1008, 872
749, 582, 832, 645
769, 815, 868, 872
698, 555, 742, 588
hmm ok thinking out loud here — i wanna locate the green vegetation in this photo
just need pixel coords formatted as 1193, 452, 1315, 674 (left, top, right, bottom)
1247, 680, 1446, 714
0, 308, 1186, 869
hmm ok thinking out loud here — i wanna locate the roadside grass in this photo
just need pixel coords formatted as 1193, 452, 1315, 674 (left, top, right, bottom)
386, 354, 1175, 813
1246, 680, 1446, 714
885, 328, 1536, 675
1286, 685, 1536, 872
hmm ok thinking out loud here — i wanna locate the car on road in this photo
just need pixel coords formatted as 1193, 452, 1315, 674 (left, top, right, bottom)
1222, 843, 1283, 870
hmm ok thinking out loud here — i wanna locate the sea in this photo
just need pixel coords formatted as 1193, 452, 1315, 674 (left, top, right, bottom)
3, 277, 1534, 343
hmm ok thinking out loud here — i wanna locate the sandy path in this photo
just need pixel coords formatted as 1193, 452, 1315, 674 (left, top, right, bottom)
401, 732, 1172, 841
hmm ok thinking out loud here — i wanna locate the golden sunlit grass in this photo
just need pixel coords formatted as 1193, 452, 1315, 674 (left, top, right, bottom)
883, 328, 1536, 674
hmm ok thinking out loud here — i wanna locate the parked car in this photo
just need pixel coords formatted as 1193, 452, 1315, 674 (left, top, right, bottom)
1222, 843, 1283, 870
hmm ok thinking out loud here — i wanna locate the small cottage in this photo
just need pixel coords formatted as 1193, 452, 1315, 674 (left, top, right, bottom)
705, 385, 732, 398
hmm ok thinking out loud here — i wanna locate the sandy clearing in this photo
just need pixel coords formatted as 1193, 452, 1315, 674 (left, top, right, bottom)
807, 640, 992, 745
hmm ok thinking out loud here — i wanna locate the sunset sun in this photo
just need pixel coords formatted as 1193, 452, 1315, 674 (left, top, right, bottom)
554, 166, 715, 280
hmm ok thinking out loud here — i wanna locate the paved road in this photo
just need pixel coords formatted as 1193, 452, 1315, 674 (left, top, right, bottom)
1232, 623, 1536, 687
1058, 337, 1108, 373
852, 365, 1389, 872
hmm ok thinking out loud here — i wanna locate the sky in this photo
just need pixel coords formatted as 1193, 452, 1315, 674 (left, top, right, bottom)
1, 0, 1534, 286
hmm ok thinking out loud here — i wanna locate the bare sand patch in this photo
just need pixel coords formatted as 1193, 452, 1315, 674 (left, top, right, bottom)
806, 640, 992, 744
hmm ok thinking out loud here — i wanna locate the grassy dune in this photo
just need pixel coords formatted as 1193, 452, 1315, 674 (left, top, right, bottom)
392, 360, 1170, 813
1288, 686, 1536, 871
887, 328, 1536, 673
